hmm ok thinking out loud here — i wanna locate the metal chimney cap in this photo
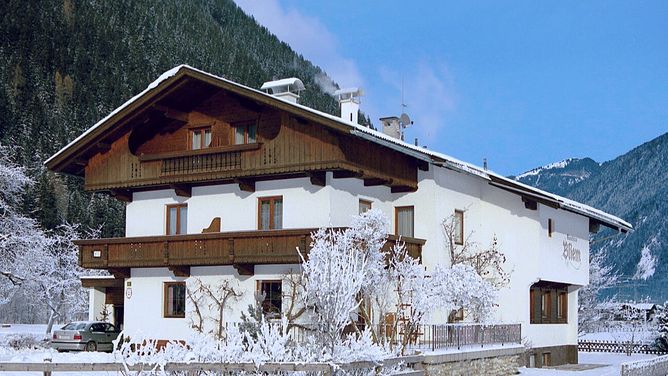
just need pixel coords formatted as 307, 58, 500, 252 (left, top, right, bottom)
334, 87, 364, 97
260, 78, 305, 93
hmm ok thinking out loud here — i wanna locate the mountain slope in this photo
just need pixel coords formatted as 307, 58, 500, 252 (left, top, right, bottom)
0, 0, 347, 237
515, 133, 668, 301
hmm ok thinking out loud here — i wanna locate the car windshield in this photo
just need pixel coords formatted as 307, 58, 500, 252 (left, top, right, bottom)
62, 322, 87, 330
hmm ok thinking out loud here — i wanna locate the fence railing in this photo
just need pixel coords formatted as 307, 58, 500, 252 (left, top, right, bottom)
286, 323, 522, 352
411, 323, 522, 351
0, 355, 424, 376
578, 340, 667, 355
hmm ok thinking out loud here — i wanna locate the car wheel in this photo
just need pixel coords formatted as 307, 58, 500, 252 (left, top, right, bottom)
85, 341, 97, 352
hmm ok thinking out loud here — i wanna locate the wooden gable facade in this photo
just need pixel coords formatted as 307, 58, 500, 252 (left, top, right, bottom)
48, 67, 424, 198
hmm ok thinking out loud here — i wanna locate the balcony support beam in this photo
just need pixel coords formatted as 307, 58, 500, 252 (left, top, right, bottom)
108, 268, 131, 279
235, 178, 255, 193
171, 184, 192, 198
307, 171, 326, 187
168, 265, 191, 278
233, 263, 255, 276
110, 189, 132, 203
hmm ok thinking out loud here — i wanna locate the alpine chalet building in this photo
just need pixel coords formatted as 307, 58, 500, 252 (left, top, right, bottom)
45, 65, 631, 367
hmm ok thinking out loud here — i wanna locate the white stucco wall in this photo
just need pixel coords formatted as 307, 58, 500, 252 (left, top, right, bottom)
121, 166, 592, 348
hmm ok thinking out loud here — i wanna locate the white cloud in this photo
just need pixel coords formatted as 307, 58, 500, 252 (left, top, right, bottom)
233, 0, 363, 90
377, 62, 456, 141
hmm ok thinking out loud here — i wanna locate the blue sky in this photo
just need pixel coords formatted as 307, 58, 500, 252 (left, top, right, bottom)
234, 1, 668, 175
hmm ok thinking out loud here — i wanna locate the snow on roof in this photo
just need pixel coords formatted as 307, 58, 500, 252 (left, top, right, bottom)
260, 77, 305, 92
45, 65, 632, 232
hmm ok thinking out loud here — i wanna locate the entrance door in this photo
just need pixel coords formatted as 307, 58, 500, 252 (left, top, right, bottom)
113, 305, 124, 330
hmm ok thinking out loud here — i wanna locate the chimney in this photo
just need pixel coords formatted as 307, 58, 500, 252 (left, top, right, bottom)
380, 116, 402, 140
334, 87, 363, 124
260, 78, 305, 103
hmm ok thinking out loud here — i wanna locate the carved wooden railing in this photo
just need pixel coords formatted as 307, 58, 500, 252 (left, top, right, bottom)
74, 228, 425, 273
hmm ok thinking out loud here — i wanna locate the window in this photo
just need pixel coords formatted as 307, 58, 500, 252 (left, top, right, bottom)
359, 199, 372, 215
395, 206, 414, 237
530, 282, 568, 324
548, 218, 554, 237
258, 280, 282, 317
164, 282, 186, 318
454, 210, 464, 245
234, 121, 257, 145
258, 196, 283, 230
166, 204, 187, 235
449, 307, 464, 322
557, 291, 568, 321
541, 290, 552, 321
190, 127, 212, 150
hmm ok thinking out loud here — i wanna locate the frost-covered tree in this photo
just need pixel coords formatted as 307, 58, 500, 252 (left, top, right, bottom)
654, 302, 668, 351
578, 251, 618, 334
299, 210, 496, 354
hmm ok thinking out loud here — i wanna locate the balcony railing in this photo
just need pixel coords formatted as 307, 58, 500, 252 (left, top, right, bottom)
74, 228, 425, 273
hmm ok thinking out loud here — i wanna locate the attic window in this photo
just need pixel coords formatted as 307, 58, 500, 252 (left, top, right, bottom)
190, 127, 211, 150
234, 121, 257, 145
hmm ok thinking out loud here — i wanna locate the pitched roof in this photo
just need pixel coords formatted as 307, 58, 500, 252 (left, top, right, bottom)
45, 65, 632, 233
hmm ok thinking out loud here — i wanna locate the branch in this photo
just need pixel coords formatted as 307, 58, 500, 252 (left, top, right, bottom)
0, 270, 25, 286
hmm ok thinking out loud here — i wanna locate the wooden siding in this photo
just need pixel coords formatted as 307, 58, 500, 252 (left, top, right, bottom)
75, 228, 425, 270
83, 89, 418, 192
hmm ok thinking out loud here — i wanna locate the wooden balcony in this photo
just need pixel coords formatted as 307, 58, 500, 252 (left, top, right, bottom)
74, 228, 425, 277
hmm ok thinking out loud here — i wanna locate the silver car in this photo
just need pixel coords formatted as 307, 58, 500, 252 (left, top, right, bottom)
51, 321, 120, 352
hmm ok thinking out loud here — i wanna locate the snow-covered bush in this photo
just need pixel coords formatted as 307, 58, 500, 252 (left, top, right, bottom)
4, 333, 45, 350
654, 302, 668, 351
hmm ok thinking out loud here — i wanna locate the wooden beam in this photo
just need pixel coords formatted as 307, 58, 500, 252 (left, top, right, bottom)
235, 178, 255, 193
80, 277, 124, 289
233, 263, 254, 276
333, 170, 362, 179
364, 178, 390, 187
307, 171, 326, 187
202, 217, 221, 233
171, 184, 192, 198
153, 104, 189, 122
73, 158, 87, 166
168, 265, 190, 278
522, 197, 538, 211
589, 220, 601, 234
110, 189, 132, 202
391, 185, 417, 193
417, 160, 430, 171
96, 142, 112, 154
236, 96, 263, 113
107, 268, 130, 279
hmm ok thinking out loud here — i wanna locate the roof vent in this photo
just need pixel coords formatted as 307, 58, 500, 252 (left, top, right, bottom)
260, 78, 305, 103
334, 87, 364, 124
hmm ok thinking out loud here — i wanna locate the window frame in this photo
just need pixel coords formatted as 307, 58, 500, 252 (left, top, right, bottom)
189, 126, 212, 150
454, 209, 465, 245
166, 203, 188, 235
394, 206, 415, 238
257, 280, 282, 318
359, 199, 373, 215
163, 281, 186, 318
257, 196, 283, 230
530, 284, 568, 324
233, 120, 258, 145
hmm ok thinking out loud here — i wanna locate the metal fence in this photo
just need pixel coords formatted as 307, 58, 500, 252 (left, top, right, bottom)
578, 340, 667, 355
286, 323, 522, 352
410, 323, 522, 351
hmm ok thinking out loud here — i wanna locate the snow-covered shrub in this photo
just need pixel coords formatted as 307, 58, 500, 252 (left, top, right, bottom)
654, 302, 668, 351
4, 333, 45, 350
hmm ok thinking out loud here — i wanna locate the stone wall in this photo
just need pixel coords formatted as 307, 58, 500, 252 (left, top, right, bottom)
523, 345, 577, 367
421, 345, 525, 376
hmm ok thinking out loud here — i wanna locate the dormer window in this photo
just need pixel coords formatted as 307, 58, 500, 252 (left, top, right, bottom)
190, 127, 212, 150
234, 121, 257, 145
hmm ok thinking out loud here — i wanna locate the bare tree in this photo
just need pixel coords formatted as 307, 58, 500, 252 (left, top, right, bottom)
442, 213, 510, 288
187, 278, 242, 340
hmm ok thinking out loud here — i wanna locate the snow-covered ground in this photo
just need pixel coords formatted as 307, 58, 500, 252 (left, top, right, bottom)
520, 352, 658, 375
